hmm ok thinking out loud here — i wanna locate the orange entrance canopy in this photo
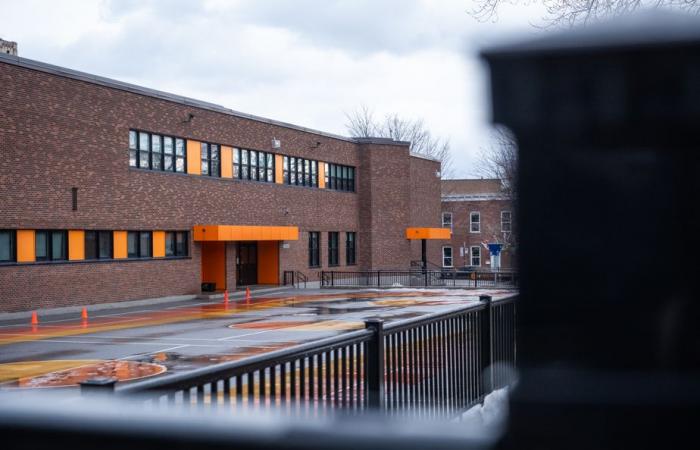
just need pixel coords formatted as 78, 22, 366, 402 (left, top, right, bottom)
405, 227, 451, 240
193, 225, 299, 241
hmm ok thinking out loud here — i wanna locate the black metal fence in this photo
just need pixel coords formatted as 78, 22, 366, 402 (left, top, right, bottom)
283, 270, 308, 288
320, 270, 519, 289
100, 295, 516, 418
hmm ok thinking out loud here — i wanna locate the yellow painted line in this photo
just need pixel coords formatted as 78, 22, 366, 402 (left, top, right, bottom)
0, 359, 102, 383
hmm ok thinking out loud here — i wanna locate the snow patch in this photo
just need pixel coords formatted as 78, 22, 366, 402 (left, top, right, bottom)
459, 387, 509, 428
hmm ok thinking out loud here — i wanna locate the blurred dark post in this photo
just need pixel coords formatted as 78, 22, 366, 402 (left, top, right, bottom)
479, 295, 494, 394
80, 377, 117, 396
482, 12, 700, 449
365, 319, 385, 409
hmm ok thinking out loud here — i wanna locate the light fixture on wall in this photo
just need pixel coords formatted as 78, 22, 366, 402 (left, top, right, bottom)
272, 138, 281, 149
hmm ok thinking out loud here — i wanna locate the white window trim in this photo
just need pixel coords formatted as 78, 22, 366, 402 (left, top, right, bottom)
501, 210, 512, 233
442, 212, 453, 230
470, 245, 481, 267
470, 211, 481, 233
442, 246, 453, 268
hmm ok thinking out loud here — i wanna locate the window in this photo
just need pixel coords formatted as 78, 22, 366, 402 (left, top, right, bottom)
471, 246, 481, 266
470, 212, 481, 233
442, 212, 453, 229
127, 232, 138, 258
502, 211, 512, 232
282, 156, 318, 187
35, 230, 67, 261
151, 134, 162, 170
85, 231, 112, 260
442, 246, 453, 268
163, 137, 174, 171
235, 149, 275, 182
139, 231, 152, 258
0, 230, 15, 262
325, 163, 355, 192
175, 138, 186, 173
201, 143, 220, 177
328, 232, 339, 266
127, 231, 152, 258
129, 130, 185, 173
139, 131, 150, 169
346, 232, 356, 266
129, 130, 137, 167
308, 232, 320, 267
165, 231, 189, 257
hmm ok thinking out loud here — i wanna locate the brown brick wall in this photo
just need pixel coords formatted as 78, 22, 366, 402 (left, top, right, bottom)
409, 156, 442, 267
441, 198, 515, 269
0, 60, 441, 312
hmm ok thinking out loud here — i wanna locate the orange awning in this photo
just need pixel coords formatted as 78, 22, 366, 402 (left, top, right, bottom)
405, 227, 451, 240
193, 225, 299, 242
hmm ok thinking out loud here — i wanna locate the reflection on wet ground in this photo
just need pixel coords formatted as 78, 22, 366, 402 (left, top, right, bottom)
0, 289, 515, 389
0, 360, 166, 388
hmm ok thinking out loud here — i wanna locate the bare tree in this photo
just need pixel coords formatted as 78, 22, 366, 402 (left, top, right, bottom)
475, 126, 517, 199
472, 0, 700, 27
345, 106, 454, 178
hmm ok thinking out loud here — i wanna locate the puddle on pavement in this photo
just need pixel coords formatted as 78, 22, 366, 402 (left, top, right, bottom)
133, 342, 302, 375
0, 360, 166, 388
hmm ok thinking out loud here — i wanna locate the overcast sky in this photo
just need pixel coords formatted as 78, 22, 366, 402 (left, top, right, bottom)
0, 0, 549, 178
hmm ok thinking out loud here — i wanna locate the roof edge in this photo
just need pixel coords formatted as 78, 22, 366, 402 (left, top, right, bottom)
0, 52, 360, 144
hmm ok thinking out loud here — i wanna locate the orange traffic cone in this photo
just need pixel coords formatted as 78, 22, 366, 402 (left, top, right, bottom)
31, 311, 39, 326
81, 307, 88, 321
245, 287, 251, 305
223, 290, 229, 308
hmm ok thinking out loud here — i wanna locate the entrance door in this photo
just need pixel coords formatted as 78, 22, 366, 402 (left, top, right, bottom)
237, 242, 258, 286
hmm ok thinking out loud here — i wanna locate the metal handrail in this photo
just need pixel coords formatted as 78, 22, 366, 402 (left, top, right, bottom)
95, 294, 518, 419
117, 327, 374, 395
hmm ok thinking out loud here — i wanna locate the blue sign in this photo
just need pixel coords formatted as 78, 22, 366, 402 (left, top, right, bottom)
487, 243, 503, 256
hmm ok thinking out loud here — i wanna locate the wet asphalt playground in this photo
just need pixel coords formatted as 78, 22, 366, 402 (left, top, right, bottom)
0, 288, 515, 389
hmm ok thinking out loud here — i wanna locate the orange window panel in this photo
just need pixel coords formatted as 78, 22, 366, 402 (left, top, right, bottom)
186, 140, 201, 175
16, 230, 35, 263
318, 162, 326, 188
113, 231, 128, 259
221, 146, 233, 178
152, 231, 165, 258
68, 230, 85, 261
275, 154, 284, 184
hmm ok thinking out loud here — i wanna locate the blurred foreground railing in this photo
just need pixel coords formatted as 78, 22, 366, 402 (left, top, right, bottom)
94, 295, 517, 419
320, 270, 519, 289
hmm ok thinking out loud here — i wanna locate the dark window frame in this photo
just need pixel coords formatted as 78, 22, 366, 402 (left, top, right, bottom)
127, 231, 153, 259
235, 148, 275, 183
84, 230, 113, 260
308, 231, 320, 268
325, 163, 356, 192
35, 230, 67, 262
346, 231, 356, 266
283, 156, 318, 187
328, 231, 339, 267
129, 129, 186, 174
200, 142, 220, 177
165, 231, 189, 257
0, 229, 16, 263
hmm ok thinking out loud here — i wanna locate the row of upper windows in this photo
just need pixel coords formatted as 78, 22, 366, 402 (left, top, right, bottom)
0, 230, 189, 264
128, 130, 356, 192
441, 211, 512, 233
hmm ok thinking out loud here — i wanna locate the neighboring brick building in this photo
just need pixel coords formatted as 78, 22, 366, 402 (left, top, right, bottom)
0, 53, 445, 312
441, 179, 515, 271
